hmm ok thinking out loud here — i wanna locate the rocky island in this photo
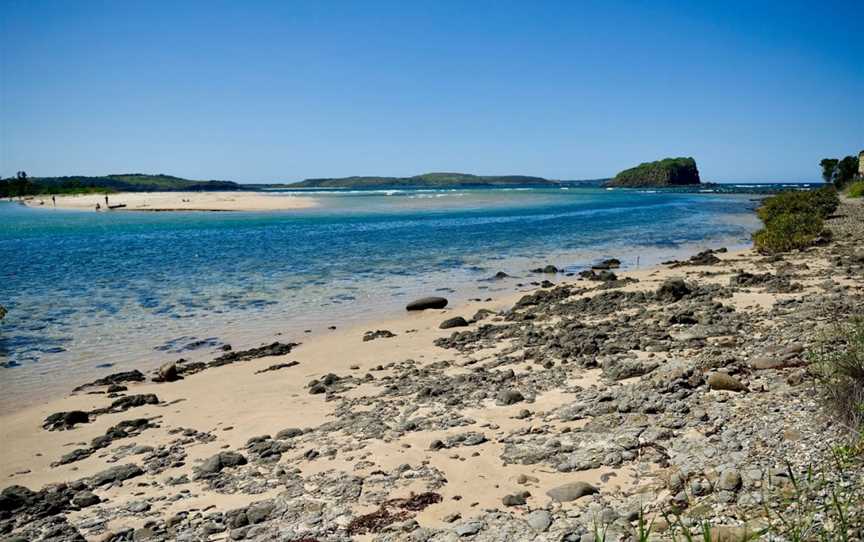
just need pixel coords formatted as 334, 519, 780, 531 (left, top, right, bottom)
606, 158, 701, 188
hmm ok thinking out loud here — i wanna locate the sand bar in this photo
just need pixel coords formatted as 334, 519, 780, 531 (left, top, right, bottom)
22, 191, 317, 212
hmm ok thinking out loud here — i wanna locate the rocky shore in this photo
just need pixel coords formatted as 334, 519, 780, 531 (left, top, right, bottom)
2, 200, 862, 542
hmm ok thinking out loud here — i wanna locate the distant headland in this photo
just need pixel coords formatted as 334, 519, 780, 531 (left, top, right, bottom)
2, 158, 710, 197
289, 172, 559, 189
605, 157, 701, 188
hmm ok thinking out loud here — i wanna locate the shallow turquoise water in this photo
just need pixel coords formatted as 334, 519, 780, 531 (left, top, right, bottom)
0, 186, 765, 406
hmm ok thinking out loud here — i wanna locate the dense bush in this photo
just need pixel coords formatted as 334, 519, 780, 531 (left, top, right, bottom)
848, 181, 864, 198
753, 211, 825, 253
752, 187, 837, 254
756, 187, 839, 224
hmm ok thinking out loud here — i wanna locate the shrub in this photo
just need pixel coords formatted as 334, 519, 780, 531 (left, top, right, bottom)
753, 211, 824, 254
848, 181, 864, 199
756, 187, 838, 224
809, 316, 864, 442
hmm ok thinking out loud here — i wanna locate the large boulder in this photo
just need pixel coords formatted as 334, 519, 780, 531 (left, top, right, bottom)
406, 297, 448, 311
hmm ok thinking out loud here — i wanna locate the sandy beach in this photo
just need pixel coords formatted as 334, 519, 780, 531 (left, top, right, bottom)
22, 191, 318, 212
1, 200, 862, 541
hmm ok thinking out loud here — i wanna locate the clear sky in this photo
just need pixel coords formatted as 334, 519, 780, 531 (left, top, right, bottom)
1, 0, 861, 183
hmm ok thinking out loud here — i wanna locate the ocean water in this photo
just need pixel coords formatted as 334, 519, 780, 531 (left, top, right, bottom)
0, 186, 766, 408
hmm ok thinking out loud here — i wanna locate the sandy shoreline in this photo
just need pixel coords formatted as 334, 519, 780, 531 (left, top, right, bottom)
1, 199, 862, 541
21, 191, 318, 212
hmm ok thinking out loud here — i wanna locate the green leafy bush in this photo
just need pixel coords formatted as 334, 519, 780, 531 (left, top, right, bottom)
753, 211, 824, 254
753, 187, 837, 254
848, 181, 864, 198
756, 187, 838, 224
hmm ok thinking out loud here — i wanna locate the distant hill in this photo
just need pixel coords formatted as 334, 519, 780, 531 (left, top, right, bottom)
605, 158, 701, 187
26, 174, 242, 193
290, 172, 559, 188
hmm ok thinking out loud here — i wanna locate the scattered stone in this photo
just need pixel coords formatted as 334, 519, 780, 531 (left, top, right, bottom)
363, 330, 397, 342
495, 390, 525, 406
196, 452, 247, 476
440, 317, 469, 329
707, 372, 747, 392
153, 361, 180, 383
526, 509, 552, 531
546, 481, 598, 502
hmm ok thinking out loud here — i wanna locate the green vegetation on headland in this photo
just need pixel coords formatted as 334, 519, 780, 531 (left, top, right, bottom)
289, 172, 559, 188
0, 172, 242, 197
605, 157, 701, 188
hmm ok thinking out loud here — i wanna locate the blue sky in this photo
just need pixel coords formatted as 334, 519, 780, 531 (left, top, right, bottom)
1, 1, 861, 182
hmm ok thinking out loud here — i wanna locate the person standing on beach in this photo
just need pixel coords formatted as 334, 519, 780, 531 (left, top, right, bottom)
105, 195, 109, 207
52, 195, 56, 207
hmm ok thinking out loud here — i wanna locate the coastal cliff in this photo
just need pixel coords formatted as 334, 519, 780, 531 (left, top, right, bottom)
606, 157, 701, 187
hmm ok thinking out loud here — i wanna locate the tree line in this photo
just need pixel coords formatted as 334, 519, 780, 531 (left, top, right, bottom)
820, 154, 861, 189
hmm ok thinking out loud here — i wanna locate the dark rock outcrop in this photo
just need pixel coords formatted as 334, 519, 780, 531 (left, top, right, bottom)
606, 157, 700, 187
406, 297, 448, 311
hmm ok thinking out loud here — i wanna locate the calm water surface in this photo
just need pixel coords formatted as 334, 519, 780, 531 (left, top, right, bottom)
0, 186, 765, 408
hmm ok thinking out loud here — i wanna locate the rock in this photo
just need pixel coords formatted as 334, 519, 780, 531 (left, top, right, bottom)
72, 491, 102, 508
245, 502, 274, 524
492, 271, 510, 280
89, 464, 144, 487
606, 157, 700, 188
656, 278, 690, 303
43, 410, 90, 431
276, 428, 303, 440
495, 390, 525, 406
453, 520, 484, 536
707, 373, 746, 392
363, 329, 396, 341
154, 361, 179, 382
309, 384, 326, 395
406, 297, 448, 311
718, 469, 742, 491
97, 394, 159, 414
546, 481, 598, 502
531, 265, 559, 273
72, 370, 146, 391
472, 309, 495, 321
440, 317, 469, 329
593, 258, 621, 270
197, 452, 247, 475
0, 485, 37, 512
501, 494, 527, 506
526, 509, 552, 532
211, 342, 300, 366
601, 359, 657, 381
750, 344, 804, 370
